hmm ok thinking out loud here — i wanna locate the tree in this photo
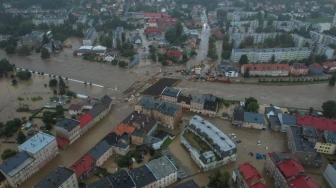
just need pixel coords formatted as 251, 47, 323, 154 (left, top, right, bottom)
243, 67, 250, 78
17, 131, 26, 144
17, 45, 31, 56
49, 79, 58, 87
100, 35, 112, 48
121, 32, 126, 43
55, 105, 64, 116
12, 79, 18, 85
322, 100, 336, 118
42, 111, 57, 125
42, 33, 49, 45
329, 74, 336, 86
208, 170, 230, 188
59, 86, 66, 95
111, 59, 118, 65
246, 102, 260, 112
175, 21, 183, 37
245, 97, 258, 108
271, 54, 275, 63
0, 58, 14, 74
1, 149, 17, 160
149, 147, 155, 156
5, 44, 16, 54
116, 38, 121, 50
165, 29, 176, 44
16, 70, 32, 80
41, 48, 50, 59
244, 36, 254, 46
119, 61, 128, 67
239, 55, 248, 65
58, 77, 66, 88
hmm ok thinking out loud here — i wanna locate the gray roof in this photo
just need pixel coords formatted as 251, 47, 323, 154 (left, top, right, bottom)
270, 152, 296, 163
88, 103, 107, 117
0, 151, 35, 177
289, 126, 317, 153
244, 112, 265, 124
129, 165, 157, 187
302, 126, 318, 138
324, 130, 336, 143
84, 27, 96, 40
116, 142, 129, 149
269, 115, 281, 128
122, 111, 157, 134
132, 129, 146, 137
99, 95, 112, 108
281, 114, 297, 125
87, 169, 135, 188
173, 179, 199, 188
33, 166, 75, 188
137, 97, 163, 110
103, 132, 120, 146
202, 94, 216, 102
158, 102, 181, 116
191, 97, 204, 104
55, 118, 80, 131
87, 140, 111, 160
265, 106, 282, 117
233, 106, 244, 122
146, 156, 177, 180
233, 47, 310, 53
161, 87, 181, 97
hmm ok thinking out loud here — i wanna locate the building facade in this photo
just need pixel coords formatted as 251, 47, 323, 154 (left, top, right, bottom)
290, 63, 309, 75
161, 87, 181, 104
87, 140, 113, 167
33, 166, 78, 188
241, 64, 290, 77
55, 118, 81, 146
146, 156, 178, 187
323, 163, 336, 188
32, 14, 68, 26
242, 112, 266, 130
83, 28, 98, 46
233, 163, 267, 188
314, 130, 336, 155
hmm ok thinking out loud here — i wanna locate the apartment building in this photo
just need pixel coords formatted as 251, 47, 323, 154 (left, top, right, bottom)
287, 126, 322, 167
315, 44, 335, 60
190, 94, 218, 117
233, 163, 267, 188
228, 27, 256, 36
18, 132, 59, 170
290, 63, 308, 75
55, 118, 81, 149
227, 11, 258, 21
83, 27, 98, 46
310, 31, 336, 46
70, 154, 96, 182
332, 13, 336, 27
314, 130, 336, 155
230, 20, 259, 28
323, 163, 336, 188
33, 166, 78, 188
19, 30, 44, 49
146, 156, 178, 187
323, 61, 336, 74
161, 87, 181, 104
0, 152, 37, 188
291, 34, 311, 48
87, 140, 113, 167
231, 47, 311, 63
177, 95, 191, 110
32, 14, 68, 26
181, 115, 237, 172
264, 152, 318, 188
230, 32, 278, 48
241, 63, 290, 77
86, 169, 135, 188
130, 165, 158, 188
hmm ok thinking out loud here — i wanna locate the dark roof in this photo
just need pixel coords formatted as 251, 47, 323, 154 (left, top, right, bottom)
0, 151, 34, 176
233, 106, 244, 121
34, 166, 75, 188
177, 95, 191, 104
265, 107, 282, 115
100, 95, 112, 108
87, 140, 111, 160
121, 133, 131, 142
158, 102, 181, 116
202, 94, 216, 102
132, 129, 146, 137
244, 112, 265, 124
161, 87, 181, 97
204, 100, 217, 112
116, 142, 129, 149
269, 115, 281, 127
155, 130, 175, 140
69, 104, 83, 111
174, 179, 199, 188
55, 118, 80, 131
86, 169, 135, 188
88, 103, 107, 117
0, 171, 6, 182
136, 97, 163, 110
282, 114, 297, 125
122, 111, 157, 134
289, 126, 318, 153
129, 165, 157, 187
103, 132, 120, 146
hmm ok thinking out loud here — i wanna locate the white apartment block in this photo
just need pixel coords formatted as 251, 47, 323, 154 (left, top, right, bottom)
228, 27, 256, 35
83, 28, 98, 46
18, 132, 59, 170
231, 32, 278, 48
32, 14, 68, 26
146, 156, 178, 187
227, 11, 258, 22
231, 47, 311, 63
332, 13, 336, 27
315, 44, 335, 60
310, 31, 336, 46
230, 20, 259, 28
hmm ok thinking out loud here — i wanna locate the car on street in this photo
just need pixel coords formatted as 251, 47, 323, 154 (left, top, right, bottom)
257, 140, 261, 145
236, 140, 241, 143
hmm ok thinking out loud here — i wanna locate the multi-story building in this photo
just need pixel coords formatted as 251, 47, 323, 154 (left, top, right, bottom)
227, 11, 258, 22
231, 47, 311, 63
83, 27, 98, 46
291, 34, 311, 48
181, 115, 237, 172
277, 114, 297, 132
161, 87, 181, 104
174, 179, 199, 188
73, 14, 87, 30
19, 30, 44, 49
113, 27, 123, 48
233, 163, 266, 188
87, 140, 113, 167
287, 126, 322, 167
230, 20, 259, 28
33, 166, 79, 188
177, 95, 191, 110
309, 63, 324, 74
146, 156, 178, 187
242, 112, 266, 130
70, 154, 96, 182
265, 106, 282, 131
0, 152, 37, 188
290, 63, 309, 75
310, 31, 336, 46
230, 32, 278, 48
55, 118, 81, 149
241, 64, 290, 77
103, 132, 130, 156
0, 171, 8, 188
157, 18, 178, 30
315, 44, 335, 60
323, 163, 336, 188
130, 165, 158, 188
190, 94, 218, 117
296, 114, 336, 132
228, 26, 256, 36
32, 14, 68, 26
18, 132, 59, 170
315, 130, 336, 155
86, 169, 135, 188
323, 61, 336, 74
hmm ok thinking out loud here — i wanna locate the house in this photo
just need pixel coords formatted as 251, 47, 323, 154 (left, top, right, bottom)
177, 95, 192, 110
132, 35, 142, 44
323, 61, 336, 74
86, 169, 135, 188
68, 104, 83, 115
296, 114, 336, 132
241, 64, 290, 77
174, 179, 199, 188
264, 152, 319, 188
87, 140, 113, 167
202, 94, 218, 117
55, 118, 81, 148
18, 132, 59, 170
33, 166, 78, 188
220, 65, 239, 77
42, 42, 53, 53
0, 152, 37, 188
290, 63, 309, 75
19, 30, 44, 49
145, 27, 162, 40
265, 106, 282, 131
161, 87, 181, 104
148, 19, 157, 27
309, 63, 323, 74
233, 163, 267, 188
113, 123, 135, 137
157, 18, 179, 30
146, 156, 178, 187
232, 106, 245, 126
103, 132, 129, 156
323, 163, 336, 188
287, 126, 323, 167
181, 116, 237, 172
166, 50, 183, 61
129, 165, 157, 187
105, 52, 117, 62
77, 113, 94, 135
278, 114, 297, 132
243, 112, 266, 129
314, 130, 336, 155
69, 154, 96, 182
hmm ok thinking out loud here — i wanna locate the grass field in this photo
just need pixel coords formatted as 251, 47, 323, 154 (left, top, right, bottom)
306, 17, 333, 24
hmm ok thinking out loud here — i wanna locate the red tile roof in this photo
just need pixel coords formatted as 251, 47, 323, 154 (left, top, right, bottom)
157, 18, 178, 23
70, 154, 96, 179
242, 64, 290, 71
148, 19, 156, 23
69, 104, 83, 111
56, 137, 70, 148
309, 63, 323, 70
77, 113, 94, 128
239, 163, 266, 187
144, 12, 168, 18
167, 50, 183, 58
296, 114, 336, 132
323, 61, 336, 68
288, 175, 319, 188
290, 63, 308, 70
277, 159, 305, 179
112, 123, 135, 136
145, 27, 161, 33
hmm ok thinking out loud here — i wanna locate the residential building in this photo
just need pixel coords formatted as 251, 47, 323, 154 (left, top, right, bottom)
315, 44, 335, 60
296, 114, 336, 132
181, 115, 237, 172
19, 30, 44, 49
33, 166, 78, 188
55, 118, 81, 148
0, 171, 8, 188
220, 65, 239, 77
78, 113, 94, 135
157, 18, 178, 30
68, 104, 83, 116
265, 106, 282, 120
242, 112, 266, 130
129, 165, 157, 187
103, 132, 129, 156
18, 132, 58, 170
323, 163, 336, 188
166, 50, 183, 61
70, 154, 96, 182
145, 27, 163, 41
86, 169, 135, 188
232, 106, 245, 127
32, 14, 68, 26
83, 28, 98, 46
332, 13, 336, 27
73, 14, 87, 30
144, 12, 168, 19
146, 156, 178, 187
233, 163, 266, 188
190, 94, 218, 117
113, 27, 124, 48
291, 34, 311, 48
310, 31, 336, 47
290, 63, 309, 75
161, 87, 181, 104
0, 152, 37, 188
323, 61, 336, 74
230, 32, 278, 48
314, 130, 336, 155
241, 64, 290, 77
264, 152, 318, 188
173, 179, 199, 188
231, 48, 311, 63
287, 126, 323, 167
278, 114, 297, 132
177, 95, 191, 110
87, 140, 113, 167
309, 63, 323, 74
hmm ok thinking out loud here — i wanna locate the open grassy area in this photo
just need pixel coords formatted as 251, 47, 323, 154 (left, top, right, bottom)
306, 17, 333, 24
182, 131, 212, 153
162, 138, 172, 148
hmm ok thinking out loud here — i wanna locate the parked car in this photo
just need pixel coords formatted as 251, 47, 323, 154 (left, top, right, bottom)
250, 152, 254, 156
257, 140, 261, 145
236, 140, 241, 143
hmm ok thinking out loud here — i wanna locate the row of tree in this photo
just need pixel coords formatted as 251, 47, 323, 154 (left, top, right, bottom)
207, 36, 218, 60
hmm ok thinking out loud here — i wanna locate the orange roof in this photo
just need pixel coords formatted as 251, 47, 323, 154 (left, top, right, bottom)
112, 123, 135, 136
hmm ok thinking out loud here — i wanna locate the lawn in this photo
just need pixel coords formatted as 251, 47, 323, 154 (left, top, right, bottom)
162, 138, 172, 148
306, 17, 332, 24
182, 131, 212, 152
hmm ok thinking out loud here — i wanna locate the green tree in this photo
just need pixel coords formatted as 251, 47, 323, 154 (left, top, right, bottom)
17, 131, 26, 144
175, 21, 183, 37
0, 58, 14, 74
121, 32, 126, 43
111, 59, 118, 65
100, 35, 112, 48
208, 170, 230, 188
55, 105, 64, 116
42, 33, 49, 45
116, 38, 121, 50
16, 70, 32, 80
149, 46, 157, 62
239, 54, 248, 65
329, 74, 336, 86
42, 111, 57, 125
243, 67, 250, 78
165, 29, 176, 43
246, 102, 260, 112
119, 61, 128, 67
59, 86, 66, 95
245, 97, 258, 108
244, 36, 254, 46
1, 149, 17, 160
41, 48, 50, 59
322, 100, 336, 118
5, 44, 16, 54
17, 45, 31, 56
271, 54, 275, 63
49, 79, 58, 87
58, 77, 66, 88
